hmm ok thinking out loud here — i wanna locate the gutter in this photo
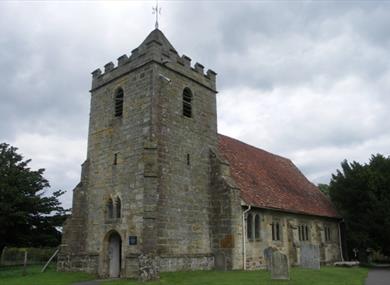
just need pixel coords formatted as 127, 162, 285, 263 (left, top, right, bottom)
242, 205, 251, 270
338, 219, 345, 261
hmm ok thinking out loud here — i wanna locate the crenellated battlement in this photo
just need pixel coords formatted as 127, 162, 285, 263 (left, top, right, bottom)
91, 29, 217, 92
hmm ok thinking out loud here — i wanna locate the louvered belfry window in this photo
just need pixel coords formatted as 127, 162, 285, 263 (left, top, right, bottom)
114, 88, 124, 117
182, 88, 192, 118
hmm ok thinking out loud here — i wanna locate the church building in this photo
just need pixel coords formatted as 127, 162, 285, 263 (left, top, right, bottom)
58, 28, 342, 278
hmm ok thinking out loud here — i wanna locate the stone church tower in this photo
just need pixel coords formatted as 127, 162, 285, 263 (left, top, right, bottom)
58, 28, 238, 278
58, 28, 342, 278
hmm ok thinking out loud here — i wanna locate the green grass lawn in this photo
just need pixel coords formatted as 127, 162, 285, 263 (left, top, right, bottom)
0, 264, 95, 285
0, 265, 368, 285
103, 267, 368, 285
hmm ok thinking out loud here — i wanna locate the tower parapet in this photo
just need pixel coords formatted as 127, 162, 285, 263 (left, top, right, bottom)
91, 29, 217, 92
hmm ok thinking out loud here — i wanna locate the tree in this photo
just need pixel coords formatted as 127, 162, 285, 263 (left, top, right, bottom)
0, 143, 68, 252
318, 183, 330, 197
329, 154, 390, 258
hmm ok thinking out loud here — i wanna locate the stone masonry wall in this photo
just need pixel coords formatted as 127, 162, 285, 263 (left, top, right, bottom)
209, 151, 243, 270
243, 208, 341, 269
158, 255, 214, 272
58, 62, 158, 277
153, 61, 218, 267
86, 63, 155, 277
57, 161, 91, 272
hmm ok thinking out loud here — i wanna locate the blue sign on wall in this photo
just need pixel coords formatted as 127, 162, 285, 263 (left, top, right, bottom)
129, 236, 137, 245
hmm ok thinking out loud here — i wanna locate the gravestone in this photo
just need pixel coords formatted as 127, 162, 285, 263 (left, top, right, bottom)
271, 251, 289, 280
138, 254, 160, 282
300, 244, 320, 269
264, 247, 276, 271
215, 252, 227, 271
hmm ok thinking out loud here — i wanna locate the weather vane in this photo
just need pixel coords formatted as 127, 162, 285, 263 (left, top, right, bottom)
152, 0, 162, 29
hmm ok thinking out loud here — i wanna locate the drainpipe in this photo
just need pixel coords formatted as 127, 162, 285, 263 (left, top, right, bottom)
242, 205, 251, 270
338, 220, 345, 262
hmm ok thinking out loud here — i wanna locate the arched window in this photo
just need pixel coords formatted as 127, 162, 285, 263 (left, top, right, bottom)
254, 215, 260, 239
182, 88, 192, 118
247, 213, 253, 240
115, 197, 121, 219
114, 88, 124, 117
107, 198, 114, 219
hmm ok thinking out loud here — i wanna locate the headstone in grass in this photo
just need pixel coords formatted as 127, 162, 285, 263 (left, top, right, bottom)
271, 251, 289, 280
300, 244, 320, 269
215, 252, 227, 271
264, 247, 276, 271
138, 254, 159, 282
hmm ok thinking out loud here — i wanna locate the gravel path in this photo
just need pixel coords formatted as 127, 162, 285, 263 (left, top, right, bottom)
365, 268, 390, 285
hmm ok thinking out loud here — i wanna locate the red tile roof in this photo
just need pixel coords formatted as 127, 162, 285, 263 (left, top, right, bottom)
218, 134, 339, 218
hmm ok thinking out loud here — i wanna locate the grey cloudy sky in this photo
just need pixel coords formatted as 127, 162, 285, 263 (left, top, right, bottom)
1, 1, 389, 209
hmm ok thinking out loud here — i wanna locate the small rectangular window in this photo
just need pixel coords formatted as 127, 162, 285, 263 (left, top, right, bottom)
114, 88, 124, 117
272, 222, 281, 241
113, 153, 118, 165
299, 224, 310, 241
182, 88, 192, 118
272, 223, 275, 240
186, 153, 190, 166
305, 225, 309, 240
247, 214, 253, 240
183, 102, 192, 117
298, 226, 302, 240
254, 215, 260, 239
325, 226, 331, 241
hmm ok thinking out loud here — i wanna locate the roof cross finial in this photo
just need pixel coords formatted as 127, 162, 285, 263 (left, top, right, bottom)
152, 0, 161, 29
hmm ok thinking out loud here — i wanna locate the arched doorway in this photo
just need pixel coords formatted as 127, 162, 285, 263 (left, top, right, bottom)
108, 231, 122, 277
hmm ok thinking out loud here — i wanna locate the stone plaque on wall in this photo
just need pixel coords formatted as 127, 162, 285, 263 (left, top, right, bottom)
220, 234, 234, 249
128, 236, 137, 245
